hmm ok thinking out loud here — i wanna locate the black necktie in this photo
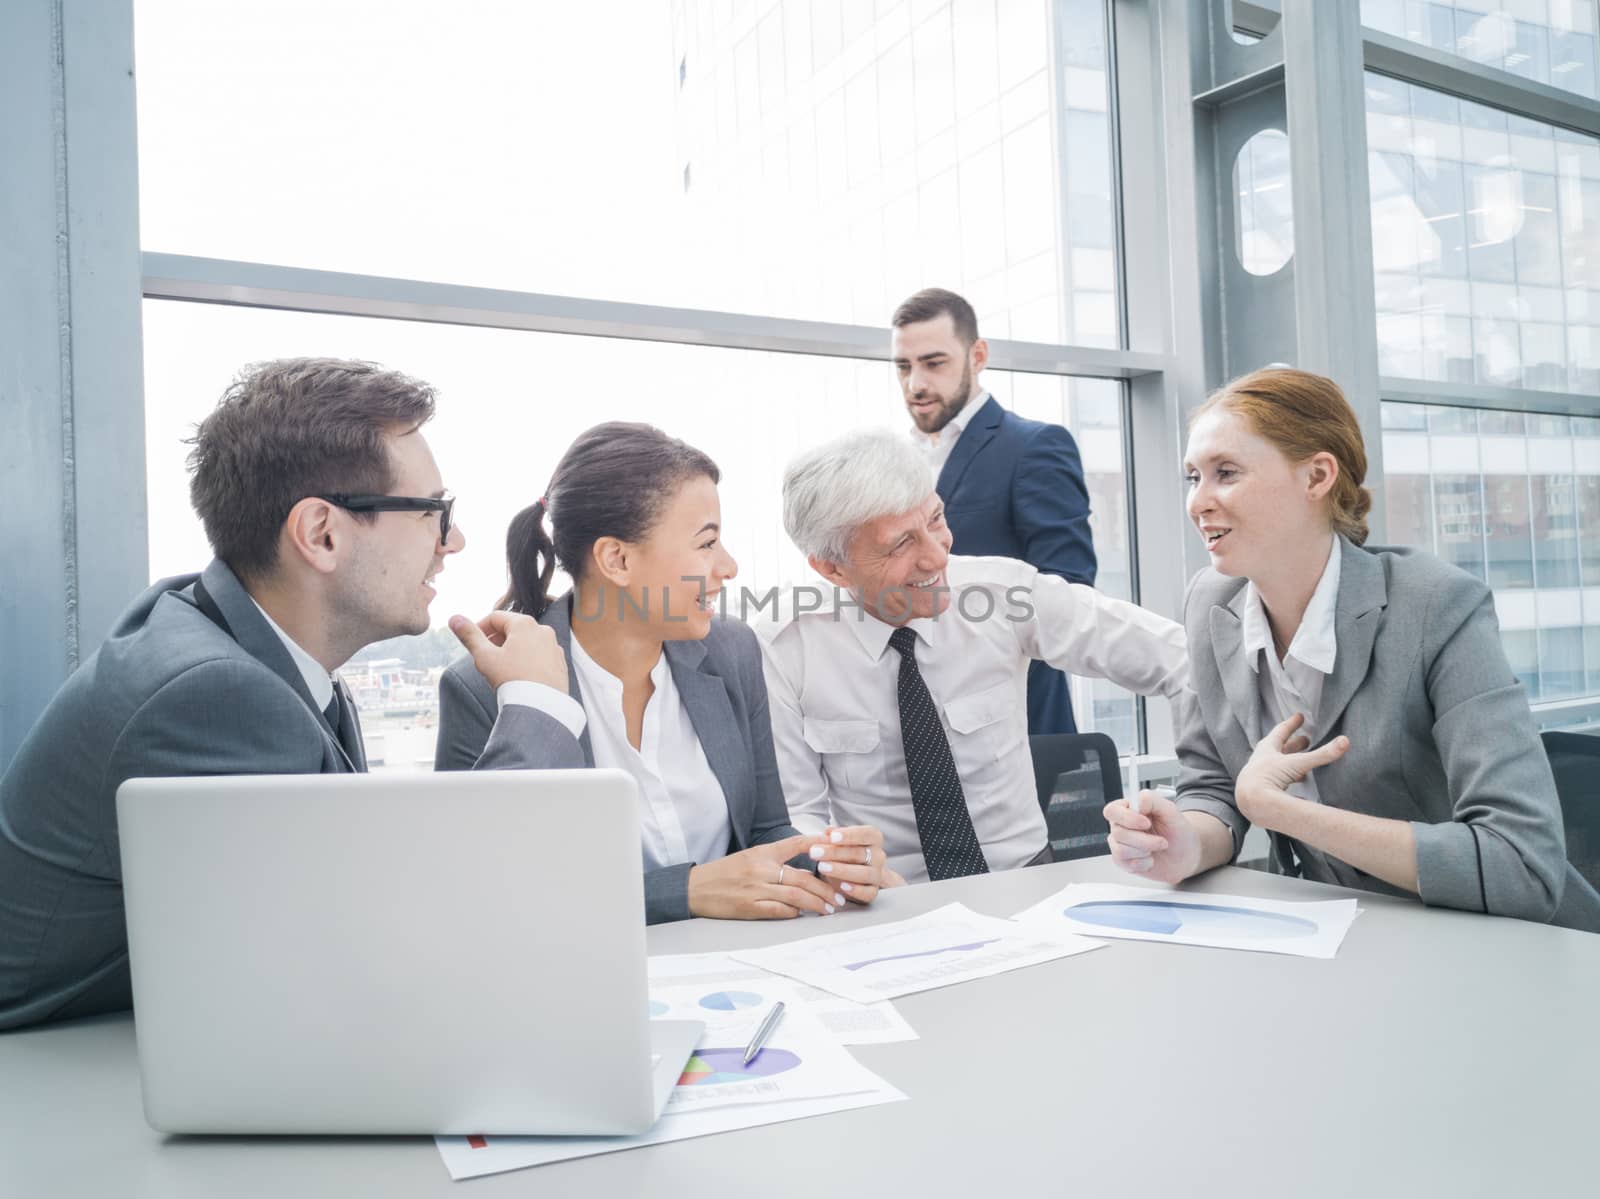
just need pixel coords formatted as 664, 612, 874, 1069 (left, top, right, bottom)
888, 626, 989, 881
324, 681, 365, 771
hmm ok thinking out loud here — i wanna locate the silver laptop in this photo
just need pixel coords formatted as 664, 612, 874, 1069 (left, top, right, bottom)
116, 769, 703, 1135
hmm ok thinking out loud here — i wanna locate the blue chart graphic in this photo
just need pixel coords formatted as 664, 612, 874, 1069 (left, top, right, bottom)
1065, 900, 1317, 940
679, 1048, 801, 1086
843, 938, 1002, 972
648, 1000, 670, 1017
699, 990, 764, 1011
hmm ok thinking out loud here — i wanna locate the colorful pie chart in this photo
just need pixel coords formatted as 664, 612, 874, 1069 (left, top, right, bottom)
1065, 900, 1317, 939
677, 1048, 801, 1086
698, 990, 763, 1011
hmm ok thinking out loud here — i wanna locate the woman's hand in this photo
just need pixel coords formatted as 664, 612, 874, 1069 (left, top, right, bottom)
809, 825, 897, 905
1103, 789, 1205, 884
687, 835, 845, 920
1235, 714, 1350, 830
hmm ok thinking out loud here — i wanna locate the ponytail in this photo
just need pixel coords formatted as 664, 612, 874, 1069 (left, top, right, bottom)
507, 424, 720, 616
498, 500, 556, 618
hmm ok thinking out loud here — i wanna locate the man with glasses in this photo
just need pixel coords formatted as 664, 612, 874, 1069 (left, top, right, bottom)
0, 358, 569, 1030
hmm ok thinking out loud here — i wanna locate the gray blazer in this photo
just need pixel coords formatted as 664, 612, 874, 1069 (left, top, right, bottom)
1177, 539, 1600, 933
0, 560, 559, 1030
436, 595, 805, 925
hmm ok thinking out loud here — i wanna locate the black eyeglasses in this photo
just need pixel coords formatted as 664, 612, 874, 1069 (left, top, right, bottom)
323, 492, 455, 546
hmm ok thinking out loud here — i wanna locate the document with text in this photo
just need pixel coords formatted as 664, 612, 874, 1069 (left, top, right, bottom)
730, 902, 1103, 1003
647, 950, 919, 1044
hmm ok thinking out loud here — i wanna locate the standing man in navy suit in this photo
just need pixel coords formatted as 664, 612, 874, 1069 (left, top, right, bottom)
890, 287, 1097, 736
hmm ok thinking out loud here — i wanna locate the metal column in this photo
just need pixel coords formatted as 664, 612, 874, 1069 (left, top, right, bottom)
1, 0, 147, 767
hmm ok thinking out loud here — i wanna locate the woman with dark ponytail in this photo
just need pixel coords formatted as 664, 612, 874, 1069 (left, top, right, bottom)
437, 422, 892, 924
1104, 368, 1598, 931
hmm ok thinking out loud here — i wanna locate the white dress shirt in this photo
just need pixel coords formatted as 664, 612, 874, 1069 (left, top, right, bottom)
912, 389, 987, 475
251, 599, 335, 710
1238, 535, 1342, 803
757, 554, 1189, 883
568, 635, 732, 872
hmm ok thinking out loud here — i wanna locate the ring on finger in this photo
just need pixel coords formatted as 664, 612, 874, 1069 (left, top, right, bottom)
865, 847, 872, 865
777, 866, 786, 886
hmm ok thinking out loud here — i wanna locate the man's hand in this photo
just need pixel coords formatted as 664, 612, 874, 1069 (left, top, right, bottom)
449, 611, 568, 692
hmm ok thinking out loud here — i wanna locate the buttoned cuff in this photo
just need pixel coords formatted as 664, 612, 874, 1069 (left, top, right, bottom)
496, 681, 586, 739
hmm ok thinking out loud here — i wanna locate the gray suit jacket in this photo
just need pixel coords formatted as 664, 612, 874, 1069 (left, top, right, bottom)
435, 595, 804, 924
0, 560, 559, 1030
1176, 539, 1600, 932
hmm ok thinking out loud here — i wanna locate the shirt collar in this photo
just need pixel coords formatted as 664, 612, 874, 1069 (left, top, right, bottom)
842, 600, 938, 661
569, 632, 670, 698
912, 388, 988, 449
249, 598, 335, 710
1240, 535, 1342, 676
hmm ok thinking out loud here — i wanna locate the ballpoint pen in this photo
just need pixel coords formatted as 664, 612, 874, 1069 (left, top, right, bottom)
741, 1001, 786, 1066
1129, 786, 1175, 819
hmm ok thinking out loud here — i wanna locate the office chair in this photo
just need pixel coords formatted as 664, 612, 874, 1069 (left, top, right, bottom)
1540, 731, 1600, 894
1030, 732, 1122, 863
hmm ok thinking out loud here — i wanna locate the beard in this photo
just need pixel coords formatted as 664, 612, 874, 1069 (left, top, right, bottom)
330, 540, 432, 662
907, 360, 974, 434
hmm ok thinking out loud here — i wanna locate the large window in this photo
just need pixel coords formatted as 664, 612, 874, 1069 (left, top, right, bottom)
1362, 1, 1599, 99
1381, 400, 1600, 703
1367, 73, 1600, 394
134, 0, 1118, 342
143, 300, 1133, 766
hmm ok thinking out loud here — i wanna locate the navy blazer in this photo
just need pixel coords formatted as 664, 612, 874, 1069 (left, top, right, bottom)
935, 394, 1098, 736
435, 595, 805, 924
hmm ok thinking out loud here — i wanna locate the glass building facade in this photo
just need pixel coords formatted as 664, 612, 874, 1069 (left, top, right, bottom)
113, 1, 1600, 767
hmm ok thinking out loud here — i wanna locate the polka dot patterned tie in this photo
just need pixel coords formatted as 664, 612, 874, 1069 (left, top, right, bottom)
889, 626, 989, 881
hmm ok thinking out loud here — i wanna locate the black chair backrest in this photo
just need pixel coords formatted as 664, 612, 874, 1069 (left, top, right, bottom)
1030, 732, 1122, 863
1541, 730, 1600, 894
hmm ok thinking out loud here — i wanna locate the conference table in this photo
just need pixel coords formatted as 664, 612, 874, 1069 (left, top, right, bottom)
4, 856, 1596, 1197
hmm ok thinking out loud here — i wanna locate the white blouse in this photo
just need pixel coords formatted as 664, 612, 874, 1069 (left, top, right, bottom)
567, 635, 732, 872
1238, 535, 1342, 803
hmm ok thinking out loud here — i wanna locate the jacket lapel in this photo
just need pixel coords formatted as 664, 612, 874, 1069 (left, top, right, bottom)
198, 559, 354, 770
200, 560, 316, 710
1208, 584, 1265, 745
542, 593, 597, 766
664, 638, 750, 850
936, 394, 1004, 497
1314, 539, 1387, 739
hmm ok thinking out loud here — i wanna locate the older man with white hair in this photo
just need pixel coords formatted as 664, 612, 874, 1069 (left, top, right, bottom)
757, 429, 1188, 884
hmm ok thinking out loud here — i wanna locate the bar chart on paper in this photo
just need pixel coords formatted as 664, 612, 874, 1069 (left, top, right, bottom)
733, 902, 1102, 1002
842, 938, 1002, 972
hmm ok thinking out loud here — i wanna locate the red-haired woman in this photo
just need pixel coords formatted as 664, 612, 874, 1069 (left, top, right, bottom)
1106, 368, 1598, 931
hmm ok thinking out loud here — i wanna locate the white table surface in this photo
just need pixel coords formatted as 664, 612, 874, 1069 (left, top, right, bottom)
3, 856, 1596, 1198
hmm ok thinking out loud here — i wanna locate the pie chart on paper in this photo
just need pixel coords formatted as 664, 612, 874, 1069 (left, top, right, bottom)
698, 990, 764, 1012
677, 1048, 801, 1086
1064, 900, 1318, 939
